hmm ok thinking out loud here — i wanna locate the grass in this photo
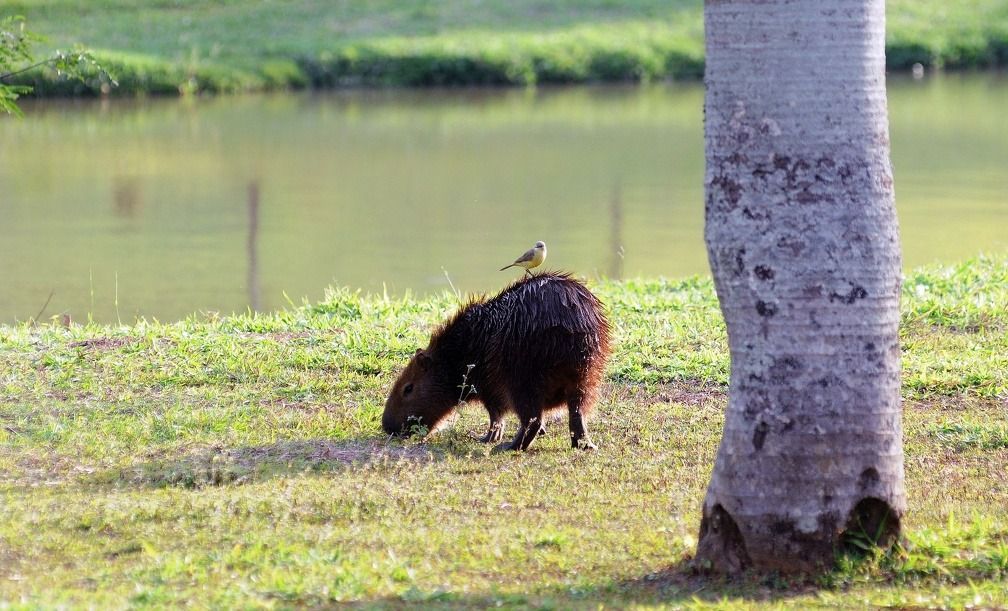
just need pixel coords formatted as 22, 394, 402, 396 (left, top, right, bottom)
0, 254, 1006, 607
4, 0, 1008, 95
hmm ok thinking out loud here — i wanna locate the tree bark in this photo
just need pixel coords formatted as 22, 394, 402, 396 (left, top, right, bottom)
697, 0, 906, 573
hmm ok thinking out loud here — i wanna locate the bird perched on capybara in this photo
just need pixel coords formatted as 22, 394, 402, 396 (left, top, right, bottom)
383, 272, 609, 451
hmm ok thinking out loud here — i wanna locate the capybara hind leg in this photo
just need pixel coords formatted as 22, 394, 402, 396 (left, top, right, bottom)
506, 414, 544, 451
567, 393, 597, 450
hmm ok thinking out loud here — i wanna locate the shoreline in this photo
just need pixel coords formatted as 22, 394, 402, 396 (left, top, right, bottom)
10, 31, 1007, 98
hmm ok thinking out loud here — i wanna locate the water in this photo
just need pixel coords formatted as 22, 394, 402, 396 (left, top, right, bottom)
1, 74, 1006, 323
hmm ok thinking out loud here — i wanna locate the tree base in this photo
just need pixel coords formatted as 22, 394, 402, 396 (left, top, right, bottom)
695, 504, 751, 574
695, 498, 901, 574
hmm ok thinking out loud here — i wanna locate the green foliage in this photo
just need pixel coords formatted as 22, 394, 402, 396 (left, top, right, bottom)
887, 0, 1008, 69
302, 24, 703, 88
0, 15, 115, 114
0, 15, 36, 115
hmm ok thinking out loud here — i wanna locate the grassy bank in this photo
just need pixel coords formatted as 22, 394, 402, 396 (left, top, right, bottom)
1, 255, 1006, 607
5, 0, 1008, 96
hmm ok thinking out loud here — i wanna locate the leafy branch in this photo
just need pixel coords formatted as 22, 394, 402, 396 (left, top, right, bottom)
1, 15, 116, 116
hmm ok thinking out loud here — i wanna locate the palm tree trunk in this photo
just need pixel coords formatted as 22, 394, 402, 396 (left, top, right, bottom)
697, 0, 906, 572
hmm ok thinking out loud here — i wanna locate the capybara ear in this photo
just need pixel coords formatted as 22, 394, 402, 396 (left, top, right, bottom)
416, 350, 431, 370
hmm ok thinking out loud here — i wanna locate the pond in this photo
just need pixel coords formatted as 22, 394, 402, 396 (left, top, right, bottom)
1, 73, 1006, 323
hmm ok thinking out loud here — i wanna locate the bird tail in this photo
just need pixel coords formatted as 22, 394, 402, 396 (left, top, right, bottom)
499, 264, 515, 271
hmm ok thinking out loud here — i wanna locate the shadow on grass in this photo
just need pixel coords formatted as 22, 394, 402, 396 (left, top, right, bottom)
98, 436, 445, 489
92, 414, 605, 489
296, 557, 823, 608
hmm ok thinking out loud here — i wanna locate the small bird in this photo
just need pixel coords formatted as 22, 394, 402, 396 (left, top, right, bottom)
500, 241, 547, 277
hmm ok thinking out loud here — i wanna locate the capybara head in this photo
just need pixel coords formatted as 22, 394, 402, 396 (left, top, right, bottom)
382, 348, 455, 436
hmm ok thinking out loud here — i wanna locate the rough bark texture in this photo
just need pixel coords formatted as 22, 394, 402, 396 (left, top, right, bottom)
697, 0, 906, 573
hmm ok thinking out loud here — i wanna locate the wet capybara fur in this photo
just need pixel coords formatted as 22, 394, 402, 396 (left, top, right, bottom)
383, 272, 610, 451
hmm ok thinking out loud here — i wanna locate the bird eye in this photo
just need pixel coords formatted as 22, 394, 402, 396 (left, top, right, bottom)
403, 383, 414, 396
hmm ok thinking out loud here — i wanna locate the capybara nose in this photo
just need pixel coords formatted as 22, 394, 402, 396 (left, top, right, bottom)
382, 413, 401, 436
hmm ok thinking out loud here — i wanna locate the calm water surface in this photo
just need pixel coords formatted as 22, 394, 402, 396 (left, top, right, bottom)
2, 74, 1006, 323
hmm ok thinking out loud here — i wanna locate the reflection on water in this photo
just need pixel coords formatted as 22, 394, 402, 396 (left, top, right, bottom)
112, 176, 143, 219
1, 74, 1006, 323
609, 180, 624, 280
246, 181, 261, 312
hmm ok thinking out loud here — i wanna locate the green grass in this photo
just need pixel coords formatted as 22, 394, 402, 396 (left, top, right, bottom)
4, 0, 1008, 95
0, 254, 1006, 606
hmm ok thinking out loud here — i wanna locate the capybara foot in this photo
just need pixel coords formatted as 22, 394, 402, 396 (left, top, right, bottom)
491, 440, 515, 453
474, 423, 504, 444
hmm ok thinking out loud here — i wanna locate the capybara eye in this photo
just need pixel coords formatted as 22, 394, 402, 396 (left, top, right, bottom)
403, 383, 414, 396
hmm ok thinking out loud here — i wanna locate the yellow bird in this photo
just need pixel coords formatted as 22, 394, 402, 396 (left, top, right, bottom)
500, 241, 547, 277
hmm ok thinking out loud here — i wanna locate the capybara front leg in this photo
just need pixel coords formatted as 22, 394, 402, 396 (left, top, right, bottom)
477, 419, 504, 443
473, 399, 507, 443
568, 395, 597, 451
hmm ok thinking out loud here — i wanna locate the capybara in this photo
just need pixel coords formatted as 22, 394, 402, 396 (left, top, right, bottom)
382, 272, 610, 451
